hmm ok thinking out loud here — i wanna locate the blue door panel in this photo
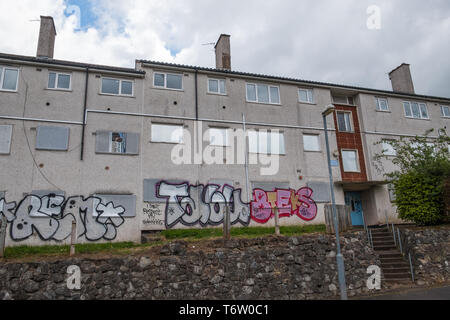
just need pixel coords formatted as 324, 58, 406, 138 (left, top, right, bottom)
345, 192, 364, 226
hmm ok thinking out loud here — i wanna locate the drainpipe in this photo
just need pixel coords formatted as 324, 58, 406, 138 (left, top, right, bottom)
80, 67, 89, 161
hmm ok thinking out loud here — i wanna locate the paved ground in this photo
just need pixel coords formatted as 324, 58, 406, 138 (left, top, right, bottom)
360, 285, 450, 300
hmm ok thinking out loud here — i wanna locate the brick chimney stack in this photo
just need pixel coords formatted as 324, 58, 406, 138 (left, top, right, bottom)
215, 34, 231, 70
36, 16, 57, 59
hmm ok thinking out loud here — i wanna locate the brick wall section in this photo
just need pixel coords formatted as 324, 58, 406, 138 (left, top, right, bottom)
333, 105, 368, 183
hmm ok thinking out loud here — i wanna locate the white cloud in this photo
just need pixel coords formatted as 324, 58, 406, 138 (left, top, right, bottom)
0, 0, 449, 97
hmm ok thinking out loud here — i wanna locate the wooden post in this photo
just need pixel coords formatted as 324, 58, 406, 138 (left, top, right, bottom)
0, 216, 7, 258
223, 205, 231, 241
70, 221, 77, 256
274, 207, 280, 236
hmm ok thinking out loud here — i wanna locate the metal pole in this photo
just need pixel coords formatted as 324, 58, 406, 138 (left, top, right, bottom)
323, 113, 348, 300
70, 221, 77, 256
408, 252, 415, 282
392, 224, 396, 247
0, 216, 7, 258
243, 113, 250, 203
369, 229, 373, 249
274, 207, 280, 236
397, 228, 403, 254
385, 210, 389, 231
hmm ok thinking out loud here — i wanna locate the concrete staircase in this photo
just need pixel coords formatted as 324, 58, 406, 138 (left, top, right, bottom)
369, 225, 412, 283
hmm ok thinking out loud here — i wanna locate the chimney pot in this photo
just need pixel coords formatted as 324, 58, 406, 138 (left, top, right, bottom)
388, 63, 415, 94
215, 34, 231, 70
36, 16, 57, 59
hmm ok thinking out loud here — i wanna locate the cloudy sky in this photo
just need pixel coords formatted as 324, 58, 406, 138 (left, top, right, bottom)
0, 0, 449, 97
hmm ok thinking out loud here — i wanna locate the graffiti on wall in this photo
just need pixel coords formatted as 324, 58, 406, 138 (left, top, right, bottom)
250, 188, 317, 224
0, 194, 126, 242
157, 182, 250, 229
155, 181, 318, 229
142, 203, 165, 228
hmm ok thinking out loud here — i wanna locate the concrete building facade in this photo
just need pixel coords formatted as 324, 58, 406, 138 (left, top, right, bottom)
0, 17, 449, 246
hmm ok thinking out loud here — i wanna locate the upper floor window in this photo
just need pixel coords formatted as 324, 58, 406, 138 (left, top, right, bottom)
248, 130, 285, 155
208, 128, 229, 146
298, 88, 314, 104
208, 78, 226, 95
151, 124, 183, 144
154, 72, 183, 90
101, 78, 133, 96
441, 105, 450, 118
375, 97, 389, 111
246, 83, 280, 104
403, 101, 429, 119
95, 131, 140, 155
48, 72, 71, 90
336, 111, 352, 132
303, 134, 320, 152
332, 95, 354, 105
0, 66, 19, 91
0, 125, 13, 154
341, 150, 359, 172
382, 140, 396, 156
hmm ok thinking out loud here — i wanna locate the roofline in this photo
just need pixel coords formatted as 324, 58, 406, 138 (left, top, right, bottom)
138, 60, 450, 103
0, 53, 145, 77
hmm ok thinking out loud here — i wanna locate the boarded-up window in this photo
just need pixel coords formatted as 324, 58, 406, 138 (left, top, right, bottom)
36, 126, 69, 151
0, 125, 12, 154
95, 131, 139, 155
93, 194, 136, 217
143, 179, 186, 203
306, 181, 331, 203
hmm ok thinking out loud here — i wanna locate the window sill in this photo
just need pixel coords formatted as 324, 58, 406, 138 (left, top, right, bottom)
206, 92, 227, 97
45, 88, 72, 92
246, 101, 282, 106
441, 116, 450, 119
343, 170, 361, 173
150, 141, 184, 145
0, 89, 18, 93
298, 101, 316, 106
404, 117, 430, 121
95, 152, 139, 156
99, 93, 136, 98
375, 109, 391, 113
152, 86, 184, 92
304, 150, 322, 153
249, 152, 286, 156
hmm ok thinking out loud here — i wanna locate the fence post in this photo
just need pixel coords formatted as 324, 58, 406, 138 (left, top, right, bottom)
274, 207, 280, 236
0, 216, 7, 258
223, 205, 231, 241
70, 221, 77, 256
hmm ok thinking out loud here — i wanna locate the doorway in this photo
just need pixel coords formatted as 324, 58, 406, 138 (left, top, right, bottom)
345, 191, 364, 226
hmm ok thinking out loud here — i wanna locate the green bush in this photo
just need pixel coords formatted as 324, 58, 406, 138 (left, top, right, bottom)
393, 171, 445, 225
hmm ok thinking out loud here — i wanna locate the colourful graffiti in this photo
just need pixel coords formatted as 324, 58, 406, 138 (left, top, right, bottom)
0, 194, 127, 242
155, 181, 318, 229
250, 188, 317, 224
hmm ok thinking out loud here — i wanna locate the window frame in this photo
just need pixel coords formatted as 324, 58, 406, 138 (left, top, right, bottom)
100, 77, 134, 96
298, 88, 314, 104
336, 111, 353, 133
441, 105, 450, 118
207, 78, 226, 95
303, 134, 321, 152
151, 123, 184, 144
332, 95, 355, 105
246, 82, 281, 105
375, 97, 390, 112
208, 127, 230, 147
153, 72, 183, 91
0, 66, 19, 92
341, 149, 360, 173
403, 101, 429, 120
248, 130, 285, 155
47, 71, 72, 91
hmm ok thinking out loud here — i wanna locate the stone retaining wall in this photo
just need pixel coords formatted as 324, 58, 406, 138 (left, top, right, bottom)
401, 226, 450, 285
0, 232, 381, 300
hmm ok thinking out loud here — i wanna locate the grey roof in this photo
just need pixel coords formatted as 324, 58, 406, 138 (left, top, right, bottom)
138, 59, 450, 102
0, 53, 145, 76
